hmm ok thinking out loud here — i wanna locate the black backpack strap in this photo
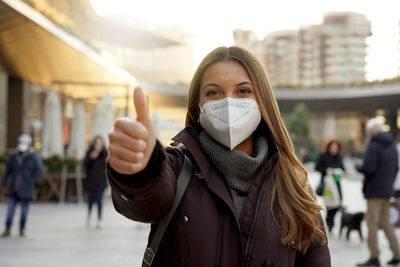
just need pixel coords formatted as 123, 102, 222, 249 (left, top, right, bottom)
142, 154, 193, 266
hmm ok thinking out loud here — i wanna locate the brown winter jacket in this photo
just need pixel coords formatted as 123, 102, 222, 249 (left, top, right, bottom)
107, 124, 331, 267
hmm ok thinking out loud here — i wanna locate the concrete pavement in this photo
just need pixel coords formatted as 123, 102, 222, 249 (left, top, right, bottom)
0, 173, 400, 267
0, 200, 148, 267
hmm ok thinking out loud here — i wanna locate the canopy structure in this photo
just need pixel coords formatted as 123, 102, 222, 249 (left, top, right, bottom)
0, 0, 181, 109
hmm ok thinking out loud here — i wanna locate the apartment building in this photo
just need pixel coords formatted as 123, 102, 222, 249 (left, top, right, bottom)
321, 12, 371, 86
262, 30, 300, 86
234, 12, 371, 87
299, 25, 323, 87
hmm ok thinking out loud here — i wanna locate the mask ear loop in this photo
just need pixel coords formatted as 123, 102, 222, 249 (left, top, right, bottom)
197, 103, 202, 123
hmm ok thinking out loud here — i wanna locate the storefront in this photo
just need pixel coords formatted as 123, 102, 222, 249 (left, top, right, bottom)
0, 0, 188, 154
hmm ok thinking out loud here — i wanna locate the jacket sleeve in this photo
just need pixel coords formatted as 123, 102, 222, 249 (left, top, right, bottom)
106, 141, 184, 224
84, 148, 94, 168
2, 155, 14, 187
315, 153, 326, 175
339, 156, 346, 172
356, 143, 378, 176
32, 152, 43, 183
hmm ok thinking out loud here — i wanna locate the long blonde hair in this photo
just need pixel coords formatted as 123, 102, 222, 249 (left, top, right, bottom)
185, 46, 325, 252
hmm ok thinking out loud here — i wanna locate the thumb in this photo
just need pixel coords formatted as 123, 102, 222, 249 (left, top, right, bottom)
134, 87, 150, 125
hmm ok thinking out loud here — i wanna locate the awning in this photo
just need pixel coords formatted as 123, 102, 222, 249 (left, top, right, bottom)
0, 0, 138, 107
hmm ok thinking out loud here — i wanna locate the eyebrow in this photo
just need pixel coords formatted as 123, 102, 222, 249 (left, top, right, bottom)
202, 81, 253, 90
236, 81, 253, 86
202, 83, 220, 90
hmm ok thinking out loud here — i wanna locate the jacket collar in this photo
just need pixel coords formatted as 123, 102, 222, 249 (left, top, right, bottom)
172, 123, 279, 234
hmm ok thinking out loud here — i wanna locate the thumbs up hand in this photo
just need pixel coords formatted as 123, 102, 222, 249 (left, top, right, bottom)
108, 87, 156, 175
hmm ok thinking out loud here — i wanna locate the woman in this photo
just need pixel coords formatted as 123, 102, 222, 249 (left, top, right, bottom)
84, 135, 108, 228
107, 46, 330, 266
315, 138, 346, 233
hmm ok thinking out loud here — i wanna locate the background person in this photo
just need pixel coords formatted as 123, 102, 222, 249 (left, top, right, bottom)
106, 46, 330, 266
84, 135, 108, 228
315, 138, 345, 232
356, 118, 400, 267
1, 134, 43, 237
393, 135, 400, 197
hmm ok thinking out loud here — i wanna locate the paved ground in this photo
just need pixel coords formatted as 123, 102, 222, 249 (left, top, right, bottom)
1, 169, 400, 267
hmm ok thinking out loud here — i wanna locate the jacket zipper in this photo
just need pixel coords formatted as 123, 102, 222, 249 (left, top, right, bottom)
188, 124, 278, 265
215, 212, 223, 266
243, 160, 277, 264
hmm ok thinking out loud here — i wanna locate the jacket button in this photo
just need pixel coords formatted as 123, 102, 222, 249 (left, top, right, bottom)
290, 240, 296, 248
181, 216, 189, 223
264, 260, 274, 267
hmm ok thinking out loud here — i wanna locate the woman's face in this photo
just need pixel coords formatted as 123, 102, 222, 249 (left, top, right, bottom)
199, 60, 256, 106
94, 137, 103, 148
328, 142, 339, 156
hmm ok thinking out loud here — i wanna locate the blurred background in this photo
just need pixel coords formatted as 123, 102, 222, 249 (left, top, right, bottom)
0, 0, 399, 160
0, 0, 399, 266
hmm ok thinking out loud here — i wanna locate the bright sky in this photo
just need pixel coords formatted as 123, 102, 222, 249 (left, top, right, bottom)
90, 0, 400, 81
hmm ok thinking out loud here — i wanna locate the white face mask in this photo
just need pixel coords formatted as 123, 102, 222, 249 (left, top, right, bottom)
199, 97, 261, 150
18, 143, 29, 152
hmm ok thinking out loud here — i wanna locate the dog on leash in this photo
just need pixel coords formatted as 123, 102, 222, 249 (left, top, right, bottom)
339, 208, 365, 241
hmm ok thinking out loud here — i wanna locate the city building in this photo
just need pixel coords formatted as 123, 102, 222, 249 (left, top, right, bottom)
320, 12, 371, 86
232, 29, 259, 52
261, 30, 300, 87
299, 25, 323, 87
234, 12, 371, 87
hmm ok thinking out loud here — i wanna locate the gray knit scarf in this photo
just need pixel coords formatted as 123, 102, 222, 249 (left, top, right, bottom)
199, 131, 269, 217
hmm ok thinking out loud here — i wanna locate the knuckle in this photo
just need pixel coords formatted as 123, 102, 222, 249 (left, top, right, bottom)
138, 140, 147, 150
134, 152, 144, 161
129, 139, 146, 151
108, 156, 118, 167
108, 144, 117, 154
128, 164, 137, 173
115, 117, 131, 129
108, 131, 118, 142
134, 122, 148, 137
114, 119, 123, 128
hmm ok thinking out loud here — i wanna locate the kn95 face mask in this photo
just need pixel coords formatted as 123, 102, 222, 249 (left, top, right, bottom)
199, 97, 261, 150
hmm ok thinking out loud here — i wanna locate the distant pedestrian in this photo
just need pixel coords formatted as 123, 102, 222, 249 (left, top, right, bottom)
298, 147, 311, 164
315, 138, 345, 233
84, 135, 108, 228
1, 134, 43, 237
356, 118, 400, 267
393, 135, 400, 197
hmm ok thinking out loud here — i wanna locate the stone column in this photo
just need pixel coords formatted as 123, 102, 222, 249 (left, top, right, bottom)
323, 112, 337, 140
7, 77, 24, 149
0, 72, 7, 153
